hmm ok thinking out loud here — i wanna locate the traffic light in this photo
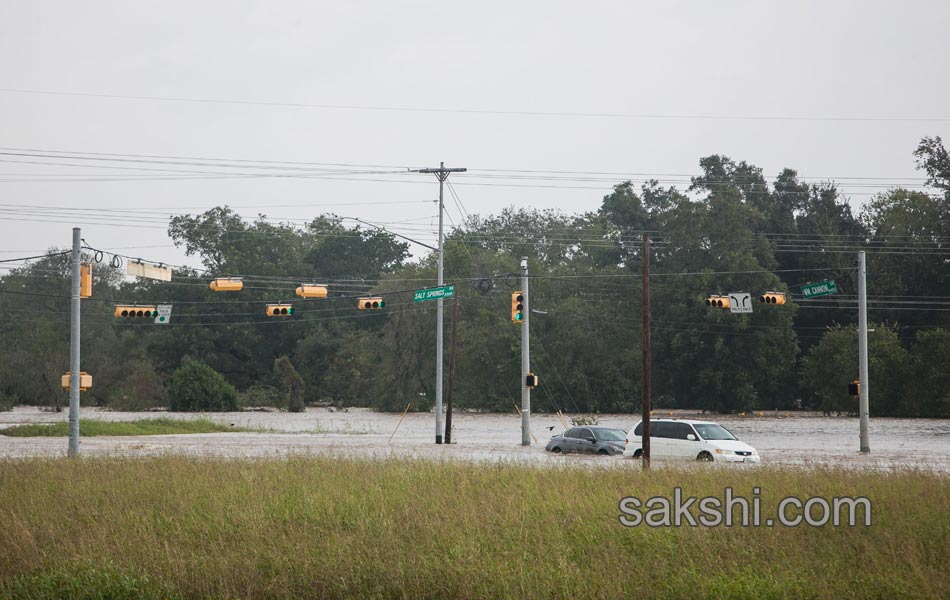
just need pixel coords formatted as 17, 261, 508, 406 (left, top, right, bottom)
511, 291, 524, 322
357, 297, 385, 310
849, 380, 860, 396
61, 372, 92, 391
525, 372, 539, 388
295, 285, 328, 299
266, 303, 294, 316
760, 291, 787, 305
705, 295, 730, 309
114, 306, 157, 318
209, 278, 243, 292
80, 263, 92, 298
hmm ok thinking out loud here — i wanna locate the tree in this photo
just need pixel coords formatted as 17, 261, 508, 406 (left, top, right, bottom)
168, 360, 239, 412
274, 356, 306, 412
914, 136, 950, 194
801, 325, 909, 416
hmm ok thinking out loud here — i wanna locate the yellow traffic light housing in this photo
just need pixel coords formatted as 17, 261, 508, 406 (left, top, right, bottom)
295, 285, 328, 299
61, 372, 92, 391
849, 380, 860, 396
80, 263, 92, 298
512, 291, 524, 322
760, 291, 787, 305
266, 303, 294, 317
525, 372, 539, 388
357, 297, 385, 310
705, 295, 730, 309
209, 278, 243, 292
114, 305, 157, 318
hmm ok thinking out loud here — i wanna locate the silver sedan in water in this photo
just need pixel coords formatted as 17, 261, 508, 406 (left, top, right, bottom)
545, 426, 627, 455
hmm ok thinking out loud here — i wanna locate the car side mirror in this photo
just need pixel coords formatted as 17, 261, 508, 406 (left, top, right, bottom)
686, 434, 697, 441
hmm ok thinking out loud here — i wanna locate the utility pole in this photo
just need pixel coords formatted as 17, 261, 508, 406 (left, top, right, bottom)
858, 251, 870, 453
68, 227, 81, 458
445, 295, 460, 444
414, 162, 466, 444
521, 256, 531, 446
641, 234, 651, 469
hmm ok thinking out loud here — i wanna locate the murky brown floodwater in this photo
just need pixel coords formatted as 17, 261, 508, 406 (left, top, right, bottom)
1, 407, 948, 472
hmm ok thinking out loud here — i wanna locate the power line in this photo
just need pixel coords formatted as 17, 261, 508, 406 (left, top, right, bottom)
3, 88, 949, 123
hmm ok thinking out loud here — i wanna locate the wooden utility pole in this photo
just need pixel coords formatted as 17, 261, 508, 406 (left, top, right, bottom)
641, 234, 651, 469
444, 295, 460, 444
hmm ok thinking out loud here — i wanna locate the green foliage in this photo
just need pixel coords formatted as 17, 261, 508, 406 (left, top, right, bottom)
0, 560, 179, 600
1, 458, 947, 599
167, 361, 239, 412
0, 391, 15, 412
801, 325, 911, 416
239, 384, 284, 408
2, 141, 949, 417
570, 415, 600, 426
0, 418, 249, 437
274, 356, 306, 412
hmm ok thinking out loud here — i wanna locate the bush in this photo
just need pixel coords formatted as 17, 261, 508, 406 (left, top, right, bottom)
104, 360, 165, 411
239, 385, 284, 409
0, 390, 16, 412
168, 361, 239, 412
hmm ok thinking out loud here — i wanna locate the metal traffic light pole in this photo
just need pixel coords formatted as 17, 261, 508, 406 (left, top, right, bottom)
413, 163, 466, 444
521, 257, 531, 446
68, 227, 81, 457
858, 251, 870, 453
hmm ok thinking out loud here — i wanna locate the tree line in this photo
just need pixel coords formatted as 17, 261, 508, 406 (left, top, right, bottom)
1, 138, 948, 417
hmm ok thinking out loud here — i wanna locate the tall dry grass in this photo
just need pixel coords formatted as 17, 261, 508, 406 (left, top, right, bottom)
0, 457, 947, 599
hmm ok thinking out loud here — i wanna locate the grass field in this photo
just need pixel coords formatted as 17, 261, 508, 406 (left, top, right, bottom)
0, 418, 253, 437
0, 457, 947, 599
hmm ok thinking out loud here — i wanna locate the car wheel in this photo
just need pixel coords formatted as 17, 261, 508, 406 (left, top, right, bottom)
598, 449, 609, 456
551, 446, 562, 454
633, 449, 643, 459
697, 451, 714, 462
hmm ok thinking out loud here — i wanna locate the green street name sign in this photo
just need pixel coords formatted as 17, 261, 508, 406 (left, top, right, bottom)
800, 280, 838, 298
413, 284, 455, 303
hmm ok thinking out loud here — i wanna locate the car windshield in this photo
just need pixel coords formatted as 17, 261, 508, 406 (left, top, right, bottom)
693, 424, 737, 441
593, 428, 626, 442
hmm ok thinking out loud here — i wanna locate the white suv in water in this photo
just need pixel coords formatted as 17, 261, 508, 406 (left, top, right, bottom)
622, 418, 760, 463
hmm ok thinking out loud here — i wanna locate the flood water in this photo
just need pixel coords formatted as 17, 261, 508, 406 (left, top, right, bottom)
1, 407, 948, 472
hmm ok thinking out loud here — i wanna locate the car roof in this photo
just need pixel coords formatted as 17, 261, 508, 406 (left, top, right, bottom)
631, 418, 719, 425
575, 425, 624, 430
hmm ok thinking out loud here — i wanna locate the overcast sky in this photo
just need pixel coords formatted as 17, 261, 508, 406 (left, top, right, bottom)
1, 1, 948, 272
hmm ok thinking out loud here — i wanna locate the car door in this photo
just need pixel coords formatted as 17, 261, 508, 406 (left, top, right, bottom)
653, 422, 674, 459
561, 428, 581, 452
667, 423, 697, 459
576, 428, 597, 454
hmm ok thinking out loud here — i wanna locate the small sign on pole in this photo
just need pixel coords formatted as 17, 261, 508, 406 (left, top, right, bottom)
155, 304, 173, 324
413, 284, 455, 303
728, 292, 753, 314
801, 280, 838, 298
127, 261, 173, 281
